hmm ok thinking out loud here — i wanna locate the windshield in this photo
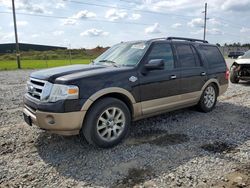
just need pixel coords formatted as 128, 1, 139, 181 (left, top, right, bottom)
241, 50, 250, 59
94, 42, 148, 66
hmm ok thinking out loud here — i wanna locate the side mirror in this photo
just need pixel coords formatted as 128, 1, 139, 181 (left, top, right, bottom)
238, 56, 242, 59
144, 59, 164, 71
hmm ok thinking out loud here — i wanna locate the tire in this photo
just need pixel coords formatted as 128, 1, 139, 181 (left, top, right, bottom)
198, 84, 218, 112
230, 67, 240, 83
81, 97, 131, 148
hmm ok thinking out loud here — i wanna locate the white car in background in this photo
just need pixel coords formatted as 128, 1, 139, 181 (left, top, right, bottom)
230, 50, 250, 83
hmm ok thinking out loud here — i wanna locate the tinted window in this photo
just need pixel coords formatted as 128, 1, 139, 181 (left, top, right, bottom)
176, 44, 196, 68
191, 45, 201, 66
146, 43, 174, 70
201, 45, 225, 66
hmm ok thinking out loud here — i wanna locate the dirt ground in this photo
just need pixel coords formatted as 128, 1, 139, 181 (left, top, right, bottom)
0, 60, 249, 187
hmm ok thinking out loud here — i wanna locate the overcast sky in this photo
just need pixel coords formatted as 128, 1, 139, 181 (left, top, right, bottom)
0, 0, 250, 48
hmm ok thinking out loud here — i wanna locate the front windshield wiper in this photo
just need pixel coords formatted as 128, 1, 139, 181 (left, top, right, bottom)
98, 59, 119, 67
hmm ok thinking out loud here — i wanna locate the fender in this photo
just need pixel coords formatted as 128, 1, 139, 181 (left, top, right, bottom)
201, 78, 227, 96
81, 87, 141, 118
201, 79, 220, 93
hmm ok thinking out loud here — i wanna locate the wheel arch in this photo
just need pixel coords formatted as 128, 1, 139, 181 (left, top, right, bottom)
81, 87, 140, 119
201, 79, 220, 95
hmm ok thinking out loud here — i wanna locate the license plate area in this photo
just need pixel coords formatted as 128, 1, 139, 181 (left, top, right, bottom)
23, 113, 32, 126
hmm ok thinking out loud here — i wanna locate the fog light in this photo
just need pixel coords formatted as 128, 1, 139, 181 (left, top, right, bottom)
46, 115, 55, 125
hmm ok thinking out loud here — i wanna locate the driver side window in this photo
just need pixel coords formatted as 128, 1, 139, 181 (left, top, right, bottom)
146, 43, 174, 70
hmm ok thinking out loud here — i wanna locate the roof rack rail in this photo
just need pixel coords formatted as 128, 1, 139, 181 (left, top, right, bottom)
148, 37, 167, 41
167, 37, 208, 43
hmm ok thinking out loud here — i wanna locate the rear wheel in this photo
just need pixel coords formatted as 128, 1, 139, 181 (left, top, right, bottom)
81, 97, 131, 148
230, 66, 240, 83
198, 84, 217, 112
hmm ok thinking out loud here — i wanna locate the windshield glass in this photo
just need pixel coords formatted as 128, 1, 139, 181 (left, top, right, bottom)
94, 42, 148, 66
241, 50, 250, 59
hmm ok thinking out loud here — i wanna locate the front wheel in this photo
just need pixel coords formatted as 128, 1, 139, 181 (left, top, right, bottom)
198, 84, 217, 112
81, 97, 131, 148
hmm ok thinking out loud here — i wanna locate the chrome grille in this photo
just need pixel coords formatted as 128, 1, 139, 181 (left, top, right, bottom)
27, 78, 52, 101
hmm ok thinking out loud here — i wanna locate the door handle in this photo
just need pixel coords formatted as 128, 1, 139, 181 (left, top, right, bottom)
201, 72, 206, 76
170, 75, 177, 79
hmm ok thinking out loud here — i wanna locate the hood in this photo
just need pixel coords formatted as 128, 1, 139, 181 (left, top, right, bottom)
30, 64, 106, 82
235, 58, 250, 65
55, 65, 133, 84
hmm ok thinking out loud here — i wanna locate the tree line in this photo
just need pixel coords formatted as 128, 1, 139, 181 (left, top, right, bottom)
216, 43, 250, 48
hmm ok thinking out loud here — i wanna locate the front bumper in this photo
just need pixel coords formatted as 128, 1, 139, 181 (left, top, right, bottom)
23, 105, 86, 135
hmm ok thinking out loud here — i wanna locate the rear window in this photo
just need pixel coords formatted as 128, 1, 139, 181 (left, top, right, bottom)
200, 45, 225, 66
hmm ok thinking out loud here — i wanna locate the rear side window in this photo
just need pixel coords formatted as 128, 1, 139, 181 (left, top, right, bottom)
191, 45, 201, 66
146, 43, 174, 70
175, 44, 196, 68
200, 45, 225, 66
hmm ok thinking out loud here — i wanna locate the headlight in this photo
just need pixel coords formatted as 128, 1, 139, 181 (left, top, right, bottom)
48, 84, 79, 102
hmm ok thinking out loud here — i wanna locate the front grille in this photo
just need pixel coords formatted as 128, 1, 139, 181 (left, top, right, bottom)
27, 78, 52, 101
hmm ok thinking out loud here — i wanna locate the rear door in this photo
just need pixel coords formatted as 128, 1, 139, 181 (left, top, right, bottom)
174, 43, 207, 95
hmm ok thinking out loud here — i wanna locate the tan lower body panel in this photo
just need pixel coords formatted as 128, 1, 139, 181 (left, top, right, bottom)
133, 83, 228, 120
141, 91, 202, 115
23, 106, 86, 136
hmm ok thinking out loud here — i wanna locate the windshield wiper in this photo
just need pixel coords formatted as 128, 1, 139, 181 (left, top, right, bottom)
98, 59, 119, 67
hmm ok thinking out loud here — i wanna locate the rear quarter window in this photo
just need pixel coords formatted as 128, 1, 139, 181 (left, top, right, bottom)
200, 45, 225, 66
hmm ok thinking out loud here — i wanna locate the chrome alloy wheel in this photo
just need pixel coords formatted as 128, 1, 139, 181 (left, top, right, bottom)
204, 86, 216, 108
97, 107, 125, 141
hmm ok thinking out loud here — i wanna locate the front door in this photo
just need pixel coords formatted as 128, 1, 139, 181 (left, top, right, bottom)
138, 42, 182, 115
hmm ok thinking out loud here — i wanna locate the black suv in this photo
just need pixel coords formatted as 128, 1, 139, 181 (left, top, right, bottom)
23, 37, 229, 148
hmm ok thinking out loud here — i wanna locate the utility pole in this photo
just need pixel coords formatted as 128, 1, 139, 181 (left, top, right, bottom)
69, 43, 72, 64
12, 0, 21, 69
203, 3, 207, 41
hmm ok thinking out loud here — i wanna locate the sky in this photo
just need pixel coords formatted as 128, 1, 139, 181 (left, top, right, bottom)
0, 0, 250, 48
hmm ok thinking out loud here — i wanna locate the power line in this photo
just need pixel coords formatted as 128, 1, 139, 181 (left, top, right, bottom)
64, 0, 195, 20
65, 0, 249, 29
0, 11, 151, 26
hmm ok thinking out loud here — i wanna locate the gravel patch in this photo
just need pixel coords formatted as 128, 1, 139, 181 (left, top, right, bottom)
0, 64, 249, 187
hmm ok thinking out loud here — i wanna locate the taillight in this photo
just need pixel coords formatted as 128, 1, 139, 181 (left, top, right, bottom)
225, 68, 229, 80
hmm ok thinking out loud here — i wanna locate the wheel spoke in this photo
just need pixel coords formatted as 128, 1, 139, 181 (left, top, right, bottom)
97, 124, 106, 131
115, 111, 122, 119
115, 125, 122, 130
113, 129, 118, 137
105, 109, 112, 119
116, 119, 124, 124
112, 108, 117, 118
107, 129, 112, 140
99, 117, 107, 123
101, 129, 108, 137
